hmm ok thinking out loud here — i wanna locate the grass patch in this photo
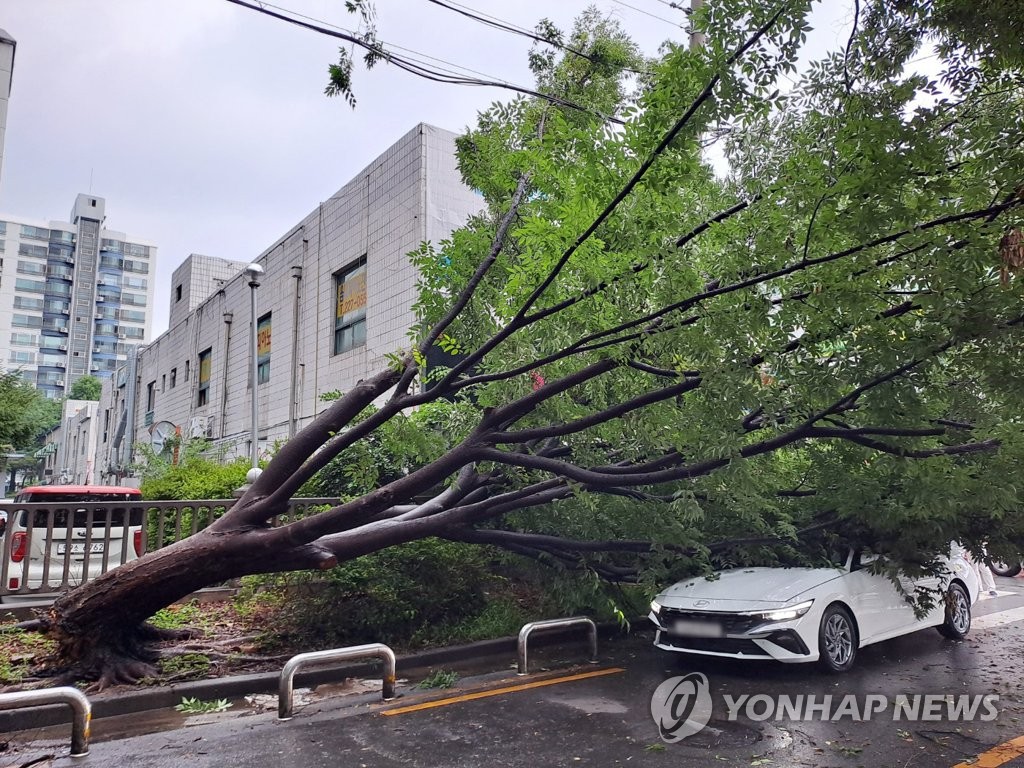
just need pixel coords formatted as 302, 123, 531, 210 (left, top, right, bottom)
0, 623, 58, 685
417, 669, 459, 689
158, 653, 212, 679
149, 601, 207, 631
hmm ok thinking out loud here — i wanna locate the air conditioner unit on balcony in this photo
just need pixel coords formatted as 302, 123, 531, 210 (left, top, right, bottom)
55, 361, 66, 368
205, 415, 217, 438
58, 326, 68, 333
117, 332, 127, 339
55, 379, 65, 387
58, 343, 67, 351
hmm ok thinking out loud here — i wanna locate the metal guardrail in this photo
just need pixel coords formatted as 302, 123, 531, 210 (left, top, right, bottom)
517, 617, 598, 675
278, 643, 397, 720
0, 497, 339, 599
0, 686, 92, 757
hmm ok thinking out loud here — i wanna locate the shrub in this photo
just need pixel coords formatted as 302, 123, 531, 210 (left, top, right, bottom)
241, 538, 493, 649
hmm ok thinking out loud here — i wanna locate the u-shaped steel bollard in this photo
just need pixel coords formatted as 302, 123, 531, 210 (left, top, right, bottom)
517, 617, 598, 675
0, 686, 92, 757
278, 643, 397, 720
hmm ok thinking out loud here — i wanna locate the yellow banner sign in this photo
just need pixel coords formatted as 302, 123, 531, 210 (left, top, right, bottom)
257, 315, 271, 360
336, 271, 367, 319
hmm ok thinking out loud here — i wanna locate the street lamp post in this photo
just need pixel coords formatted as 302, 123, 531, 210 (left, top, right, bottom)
244, 263, 265, 484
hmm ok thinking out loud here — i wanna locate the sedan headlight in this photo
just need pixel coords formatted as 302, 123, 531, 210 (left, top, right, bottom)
739, 599, 814, 622
650, 598, 663, 614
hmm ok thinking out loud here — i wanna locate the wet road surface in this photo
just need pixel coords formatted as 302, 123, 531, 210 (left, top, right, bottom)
4, 577, 1024, 768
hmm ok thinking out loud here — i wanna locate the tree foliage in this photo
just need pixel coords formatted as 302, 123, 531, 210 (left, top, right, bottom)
67, 375, 102, 402
0, 372, 61, 452
24, 0, 1024, 685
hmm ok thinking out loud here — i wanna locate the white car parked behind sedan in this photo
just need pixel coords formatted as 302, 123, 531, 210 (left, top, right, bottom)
649, 548, 979, 672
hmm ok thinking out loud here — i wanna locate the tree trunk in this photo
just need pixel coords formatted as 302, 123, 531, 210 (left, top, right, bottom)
43, 530, 276, 687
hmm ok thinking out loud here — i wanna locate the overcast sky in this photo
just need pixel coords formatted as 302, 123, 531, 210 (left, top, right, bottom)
1, 1, 852, 336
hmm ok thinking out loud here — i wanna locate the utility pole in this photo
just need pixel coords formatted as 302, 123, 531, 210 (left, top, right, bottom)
689, 0, 705, 50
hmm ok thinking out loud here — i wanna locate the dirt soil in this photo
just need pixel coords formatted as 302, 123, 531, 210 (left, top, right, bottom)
0, 598, 295, 690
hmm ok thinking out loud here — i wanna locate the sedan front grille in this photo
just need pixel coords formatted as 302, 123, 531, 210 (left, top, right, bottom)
659, 607, 765, 635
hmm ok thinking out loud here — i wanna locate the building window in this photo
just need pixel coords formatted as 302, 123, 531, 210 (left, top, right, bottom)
20, 225, 50, 241
333, 257, 367, 355
170, 368, 177, 389
17, 260, 46, 275
12, 314, 43, 329
9, 351, 35, 364
175, 284, 182, 302
161, 374, 166, 392
185, 360, 191, 382
257, 312, 271, 384
14, 296, 45, 311
197, 348, 211, 407
122, 292, 147, 307
14, 278, 46, 293
18, 243, 48, 258
146, 381, 156, 412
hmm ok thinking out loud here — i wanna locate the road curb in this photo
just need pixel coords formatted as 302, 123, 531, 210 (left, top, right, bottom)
0, 621, 634, 732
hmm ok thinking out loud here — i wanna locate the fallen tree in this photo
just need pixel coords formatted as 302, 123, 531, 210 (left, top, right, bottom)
25, 0, 1024, 686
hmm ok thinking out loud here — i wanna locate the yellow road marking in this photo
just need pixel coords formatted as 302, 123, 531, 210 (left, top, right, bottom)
381, 667, 626, 716
953, 735, 1024, 768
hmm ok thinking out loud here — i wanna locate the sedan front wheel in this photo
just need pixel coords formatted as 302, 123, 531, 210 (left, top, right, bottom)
818, 604, 857, 673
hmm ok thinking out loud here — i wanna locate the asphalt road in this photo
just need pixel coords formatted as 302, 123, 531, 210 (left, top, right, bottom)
4, 577, 1024, 768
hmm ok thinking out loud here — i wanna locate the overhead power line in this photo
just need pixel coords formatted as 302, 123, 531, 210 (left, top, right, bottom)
644, 0, 693, 12
610, 0, 685, 27
422, 0, 648, 75
223, 0, 625, 124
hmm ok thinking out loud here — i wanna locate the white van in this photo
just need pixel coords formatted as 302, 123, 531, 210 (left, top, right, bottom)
1, 485, 144, 602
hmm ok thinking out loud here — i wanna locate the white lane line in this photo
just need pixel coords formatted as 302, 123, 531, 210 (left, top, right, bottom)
973, 605, 1024, 631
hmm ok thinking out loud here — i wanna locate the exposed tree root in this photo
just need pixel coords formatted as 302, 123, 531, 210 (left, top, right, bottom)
89, 658, 160, 692
157, 648, 284, 664
11, 619, 48, 633
43, 623, 164, 691
137, 622, 200, 642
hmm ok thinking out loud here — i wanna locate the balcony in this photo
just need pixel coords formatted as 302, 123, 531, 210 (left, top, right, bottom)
47, 266, 74, 281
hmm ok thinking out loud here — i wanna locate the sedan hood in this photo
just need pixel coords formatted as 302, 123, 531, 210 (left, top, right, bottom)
657, 567, 844, 612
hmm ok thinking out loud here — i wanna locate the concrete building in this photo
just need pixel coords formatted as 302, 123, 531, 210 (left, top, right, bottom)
0, 28, 14, 186
96, 123, 482, 481
38, 399, 99, 485
0, 195, 157, 398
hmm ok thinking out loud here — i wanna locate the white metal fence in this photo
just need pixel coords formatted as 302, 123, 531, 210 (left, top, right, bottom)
0, 497, 338, 600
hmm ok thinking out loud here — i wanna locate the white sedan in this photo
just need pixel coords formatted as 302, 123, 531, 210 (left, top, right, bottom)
649, 548, 979, 672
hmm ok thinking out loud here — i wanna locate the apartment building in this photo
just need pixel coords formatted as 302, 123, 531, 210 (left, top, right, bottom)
95, 123, 481, 481
0, 28, 14, 186
0, 194, 157, 398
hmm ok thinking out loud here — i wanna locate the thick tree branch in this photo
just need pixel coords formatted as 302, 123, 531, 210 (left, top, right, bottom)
217, 366, 405, 528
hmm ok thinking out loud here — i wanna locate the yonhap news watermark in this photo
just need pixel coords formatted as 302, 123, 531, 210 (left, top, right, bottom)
651, 674, 999, 743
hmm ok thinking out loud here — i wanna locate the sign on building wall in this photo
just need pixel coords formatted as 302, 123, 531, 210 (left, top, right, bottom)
257, 313, 271, 384
336, 269, 367, 319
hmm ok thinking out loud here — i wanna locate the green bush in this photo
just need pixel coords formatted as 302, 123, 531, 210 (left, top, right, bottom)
241, 538, 494, 650
140, 453, 249, 501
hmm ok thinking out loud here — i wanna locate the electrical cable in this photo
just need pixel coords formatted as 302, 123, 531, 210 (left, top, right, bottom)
422, 0, 648, 75
223, 0, 626, 124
